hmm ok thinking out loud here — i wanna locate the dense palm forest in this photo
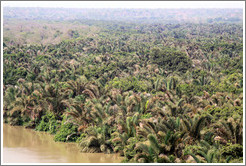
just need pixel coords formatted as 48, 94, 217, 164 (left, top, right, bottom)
3, 8, 243, 163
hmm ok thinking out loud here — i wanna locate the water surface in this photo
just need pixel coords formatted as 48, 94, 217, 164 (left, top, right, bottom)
3, 124, 123, 163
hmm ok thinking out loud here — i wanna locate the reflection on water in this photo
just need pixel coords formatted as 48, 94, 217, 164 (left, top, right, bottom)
3, 124, 123, 163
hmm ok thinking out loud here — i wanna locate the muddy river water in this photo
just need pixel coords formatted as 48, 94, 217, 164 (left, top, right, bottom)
3, 124, 123, 163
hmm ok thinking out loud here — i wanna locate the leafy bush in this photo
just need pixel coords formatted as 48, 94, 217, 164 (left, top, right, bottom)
54, 116, 78, 142
35, 112, 60, 134
76, 133, 87, 143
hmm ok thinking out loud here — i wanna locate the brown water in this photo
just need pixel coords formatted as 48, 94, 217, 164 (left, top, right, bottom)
3, 124, 123, 163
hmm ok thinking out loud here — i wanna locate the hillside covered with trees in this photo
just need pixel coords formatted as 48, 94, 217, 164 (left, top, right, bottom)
3, 8, 243, 163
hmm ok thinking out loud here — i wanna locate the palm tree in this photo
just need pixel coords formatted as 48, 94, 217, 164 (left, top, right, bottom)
66, 103, 92, 131
180, 115, 209, 143
185, 140, 232, 163
65, 76, 88, 97
213, 117, 243, 145
79, 125, 114, 154
42, 83, 69, 117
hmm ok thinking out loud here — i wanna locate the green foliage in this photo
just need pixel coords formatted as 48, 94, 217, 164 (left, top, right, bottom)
3, 65, 28, 85
108, 76, 149, 92
54, 116, 78, 142
141, 113, 152, 119
76, 133, 87, 143
218, 73, 243, 94
123, 137, 139, 160
221, 143, 243, 158
150, 48, 192, 73
206, 106, 242, 121
35, 112, 60, 134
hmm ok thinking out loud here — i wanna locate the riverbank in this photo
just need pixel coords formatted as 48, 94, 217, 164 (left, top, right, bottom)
3, 124, 123, 163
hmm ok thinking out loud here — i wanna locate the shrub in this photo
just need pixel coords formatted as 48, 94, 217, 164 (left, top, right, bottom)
35, 112, 60, 134
54, 116, 78, 142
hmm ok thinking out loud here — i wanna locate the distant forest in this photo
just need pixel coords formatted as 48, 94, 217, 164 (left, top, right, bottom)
3, 8, 243, 23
